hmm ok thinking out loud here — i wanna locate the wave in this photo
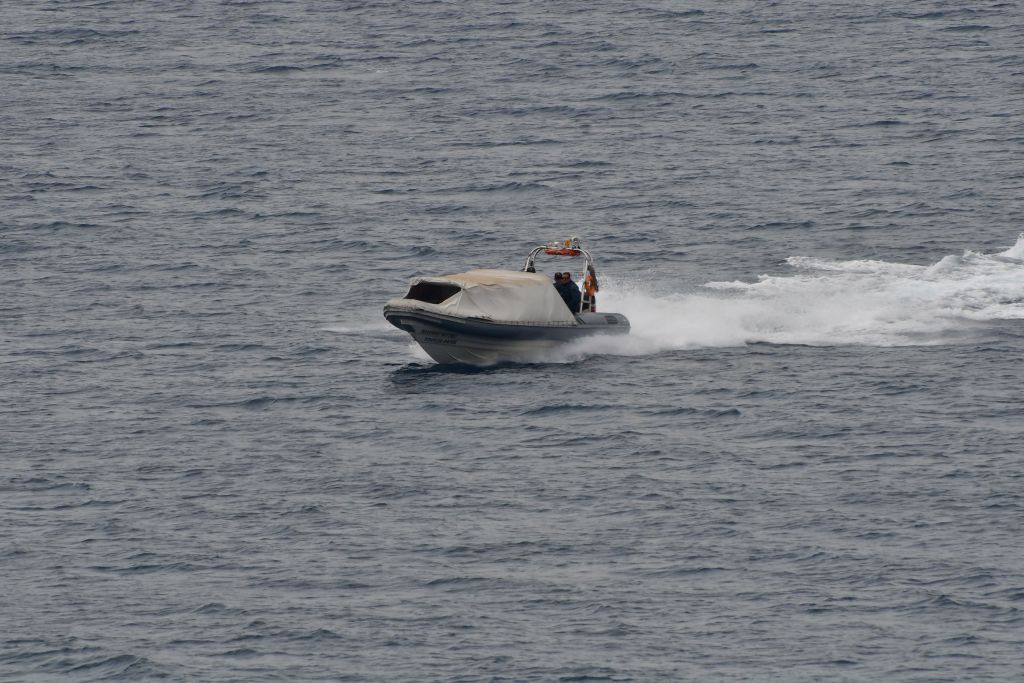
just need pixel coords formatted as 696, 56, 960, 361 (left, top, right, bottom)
322, 322, 393, 335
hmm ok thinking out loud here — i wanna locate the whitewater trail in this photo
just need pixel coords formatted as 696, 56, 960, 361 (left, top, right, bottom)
565, 234, 1024, 359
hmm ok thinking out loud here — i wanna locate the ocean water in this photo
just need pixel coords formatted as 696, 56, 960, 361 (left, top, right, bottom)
4, 1, 1024, 681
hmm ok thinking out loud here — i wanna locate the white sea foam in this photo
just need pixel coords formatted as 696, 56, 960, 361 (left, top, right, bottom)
997, 232, 1024, 260
562, 234, 1024, 359
322, 321, 393, 335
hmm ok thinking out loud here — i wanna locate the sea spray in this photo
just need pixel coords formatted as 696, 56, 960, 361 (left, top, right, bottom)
562, 235, 1024, 359
997, 232, 1024, 260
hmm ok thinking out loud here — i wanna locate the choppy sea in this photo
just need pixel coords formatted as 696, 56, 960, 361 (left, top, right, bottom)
4, 1, 1024, 681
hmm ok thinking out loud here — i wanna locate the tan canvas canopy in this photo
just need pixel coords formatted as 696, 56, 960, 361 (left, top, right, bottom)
387, 269, 576, 324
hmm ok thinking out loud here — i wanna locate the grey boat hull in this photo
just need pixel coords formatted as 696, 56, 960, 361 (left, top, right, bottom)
383, 305, 630, 365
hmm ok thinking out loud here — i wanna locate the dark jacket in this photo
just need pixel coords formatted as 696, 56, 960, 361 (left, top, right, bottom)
554, 279, 582, 313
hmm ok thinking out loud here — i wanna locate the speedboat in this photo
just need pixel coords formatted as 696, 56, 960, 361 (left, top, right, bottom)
383, 238, 630, 365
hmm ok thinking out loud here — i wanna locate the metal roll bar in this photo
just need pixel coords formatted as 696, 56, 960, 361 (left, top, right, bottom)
522, 237, 600, 313
522, 238, 595, 275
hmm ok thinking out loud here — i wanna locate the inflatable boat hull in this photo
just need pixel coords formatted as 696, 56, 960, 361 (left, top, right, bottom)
384, 305, 630, 365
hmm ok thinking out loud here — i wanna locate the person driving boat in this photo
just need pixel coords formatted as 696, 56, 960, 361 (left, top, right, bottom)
553, 271, 581, 312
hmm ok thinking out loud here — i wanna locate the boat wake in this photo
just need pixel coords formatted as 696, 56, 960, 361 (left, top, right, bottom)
557, 234, 1024, 360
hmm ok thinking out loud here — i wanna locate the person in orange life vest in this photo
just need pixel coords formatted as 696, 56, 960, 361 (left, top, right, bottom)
582, 264, 598, 312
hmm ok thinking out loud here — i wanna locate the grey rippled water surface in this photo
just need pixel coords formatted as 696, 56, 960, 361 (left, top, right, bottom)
4, 1, 1024, 681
